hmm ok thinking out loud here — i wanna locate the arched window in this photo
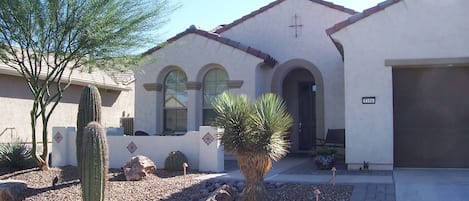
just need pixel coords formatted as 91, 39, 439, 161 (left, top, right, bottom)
164, 70, 187, 132
203, 69, 228, 125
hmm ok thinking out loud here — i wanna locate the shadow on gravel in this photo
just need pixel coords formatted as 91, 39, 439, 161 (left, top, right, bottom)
58, 166, 79, 183
0, 168, 39, 180
23, 180, 80, 199
155, 170, 199, 178
162, 178, 228, 201
107, 169, 196, 181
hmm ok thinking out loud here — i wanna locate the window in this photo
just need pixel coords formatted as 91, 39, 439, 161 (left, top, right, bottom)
164, 70, 187, 132
203, 69, 228, 125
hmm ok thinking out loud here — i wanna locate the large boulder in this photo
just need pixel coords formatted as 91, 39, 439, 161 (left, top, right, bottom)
205, 184, 236, 201
0, 180, 27, 201
123, 155, 156, 181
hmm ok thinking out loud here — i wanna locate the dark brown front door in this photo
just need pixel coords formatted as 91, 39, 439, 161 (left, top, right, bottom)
298, 82, 316, 151
393, 66, 469, 168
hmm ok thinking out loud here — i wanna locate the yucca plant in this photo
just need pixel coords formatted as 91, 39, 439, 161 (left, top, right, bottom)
0, 138, 36, 170
213, 92, 293, 201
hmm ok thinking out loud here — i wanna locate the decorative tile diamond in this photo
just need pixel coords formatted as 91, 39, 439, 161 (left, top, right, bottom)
202, 132, 215, 146
127, 141, 137, 154
54, 132, 63, 144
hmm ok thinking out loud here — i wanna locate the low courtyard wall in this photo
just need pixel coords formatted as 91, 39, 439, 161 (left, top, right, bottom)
51, 126, 224, 172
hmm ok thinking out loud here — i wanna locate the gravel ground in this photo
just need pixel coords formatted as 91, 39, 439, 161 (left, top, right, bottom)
1, 166, 353, 201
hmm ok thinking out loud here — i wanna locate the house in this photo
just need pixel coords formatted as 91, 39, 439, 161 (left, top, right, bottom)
0, 63, 135, 145
134, 0, 469, 170
328, 0, 469, 169
135, 0, 354, 153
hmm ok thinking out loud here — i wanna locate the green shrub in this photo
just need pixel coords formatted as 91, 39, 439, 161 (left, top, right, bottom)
0, 138, 36, 169
313, 147, 337, 155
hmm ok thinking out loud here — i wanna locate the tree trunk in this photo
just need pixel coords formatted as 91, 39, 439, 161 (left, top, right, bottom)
30, 102, 50, 171
34, 154, 49, 171
236, 152, 272, 201
40, 110, 50, 171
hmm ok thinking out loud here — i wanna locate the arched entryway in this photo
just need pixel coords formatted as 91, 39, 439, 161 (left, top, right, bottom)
271, 59, 325, 153
283, 69, 315, 152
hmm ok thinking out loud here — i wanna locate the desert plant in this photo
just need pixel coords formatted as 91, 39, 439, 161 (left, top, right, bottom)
164, 151, 188, 171
76, 85, 102, 173
0, 138, 35, 169
313, 147, 337, 170
213, 92, 293, 201
313, 147, 338, 155
79, 122, 109, 201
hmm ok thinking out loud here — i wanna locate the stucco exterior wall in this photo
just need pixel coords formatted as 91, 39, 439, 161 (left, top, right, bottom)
221, 0, 352, 134
331, 0, 469, 169
134, 33, 265, 134
52, 126, 224, 172
0, 73, 134, 143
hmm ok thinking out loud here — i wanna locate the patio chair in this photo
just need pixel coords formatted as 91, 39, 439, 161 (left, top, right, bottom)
314, 129, 345, 148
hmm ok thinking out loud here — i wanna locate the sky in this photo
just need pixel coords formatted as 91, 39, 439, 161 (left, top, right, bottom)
150, 0, 384, 50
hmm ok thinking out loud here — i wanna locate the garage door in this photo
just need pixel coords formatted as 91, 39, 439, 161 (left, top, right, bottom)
393, 66, 469, 168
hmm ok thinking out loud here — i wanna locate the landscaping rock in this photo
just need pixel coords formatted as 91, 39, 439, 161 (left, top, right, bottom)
0, 180, 27, 201
123, 155, 157, 181
0, 166, 355, 201
205, 184, 236, 201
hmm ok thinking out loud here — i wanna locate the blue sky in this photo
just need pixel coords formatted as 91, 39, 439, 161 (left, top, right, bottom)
151, 0, 383, 49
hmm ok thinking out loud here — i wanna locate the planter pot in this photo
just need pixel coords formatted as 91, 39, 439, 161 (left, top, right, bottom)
314, 154, 336, 170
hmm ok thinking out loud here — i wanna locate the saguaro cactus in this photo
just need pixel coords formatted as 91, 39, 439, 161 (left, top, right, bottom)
80, 122, 108, 201
76, 85, 102, 172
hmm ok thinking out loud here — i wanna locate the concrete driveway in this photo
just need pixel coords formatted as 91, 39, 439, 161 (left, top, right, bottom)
394, 169, 469, 201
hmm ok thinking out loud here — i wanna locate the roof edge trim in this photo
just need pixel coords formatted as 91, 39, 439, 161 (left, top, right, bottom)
326, 0, 401, 35
142, 26, 278, 67
214, 0, 357, 34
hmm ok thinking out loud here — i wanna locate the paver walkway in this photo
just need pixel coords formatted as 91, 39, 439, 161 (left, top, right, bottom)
350, 184, 395, 201
394, 169, 469, 201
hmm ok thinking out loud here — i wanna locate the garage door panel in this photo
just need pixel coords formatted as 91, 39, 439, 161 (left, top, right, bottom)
393, 67, 469, 168
395, 128, 469, 168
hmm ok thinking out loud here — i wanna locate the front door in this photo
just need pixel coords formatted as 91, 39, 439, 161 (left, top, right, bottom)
298, 82, 316, 151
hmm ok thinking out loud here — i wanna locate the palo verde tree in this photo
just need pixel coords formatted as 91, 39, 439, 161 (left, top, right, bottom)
0, 0, 172, 170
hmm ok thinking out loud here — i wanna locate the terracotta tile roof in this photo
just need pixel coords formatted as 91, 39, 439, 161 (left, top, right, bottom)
326, 0, 401, 35
108, 70, 135, 85
0, 63, 132, 91
213, 0, 357, 34
143, 25, 278, 67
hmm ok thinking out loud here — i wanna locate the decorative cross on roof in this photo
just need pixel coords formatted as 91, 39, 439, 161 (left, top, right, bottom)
289, 14, 303, 38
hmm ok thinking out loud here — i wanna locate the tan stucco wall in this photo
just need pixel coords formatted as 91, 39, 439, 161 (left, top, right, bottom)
0, 73, 134, 144
221, 0, 352, 136
134, 33, 265, 134
331, 0, 469, 170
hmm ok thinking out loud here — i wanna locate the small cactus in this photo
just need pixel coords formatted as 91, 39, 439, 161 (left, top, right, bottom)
76, 85, 102, 172
164, 151, 188, 171
80, 122, 108, 201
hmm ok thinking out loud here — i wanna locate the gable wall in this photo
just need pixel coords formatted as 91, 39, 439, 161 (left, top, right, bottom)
135, 34, 264, 133
220, 0, 352, 134
331, 0, 469, 169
